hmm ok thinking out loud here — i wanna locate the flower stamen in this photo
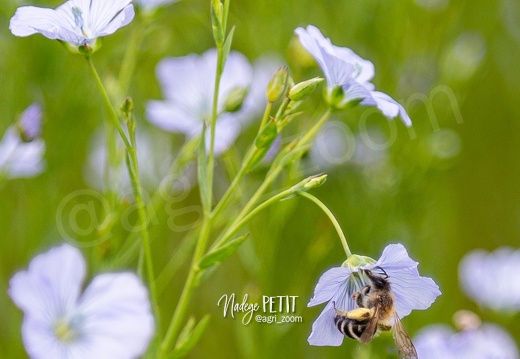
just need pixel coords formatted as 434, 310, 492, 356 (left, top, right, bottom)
71, 7, 85, 35
54, 319, 77, 343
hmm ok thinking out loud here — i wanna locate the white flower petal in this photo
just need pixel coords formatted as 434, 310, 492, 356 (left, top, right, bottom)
414, 323, 519, 359
0, 126, 45, 178
217, 51, 254, 109
211, 116, 242, 155
147, 49, 254, 154
94, 4, 135, 38
9, 0, 134, 45
333, 45, 375, 84
459, 247, 520, 312
9, 244, 85, 323
367, 91, 412, 126
20, 315, 72, 359
295, 26, 355, 87
295, 25, 412, 125
146, 100, 201, 136
77, 273, 154, 359
135, 0, 180, 9
340, 78, 373, 105
308, 301, 345, 346
308, 267, 352, 307
9, 244, 154, 359
374, 243, 419, 270
10, 6, 85, 43
373, 244, 441, 317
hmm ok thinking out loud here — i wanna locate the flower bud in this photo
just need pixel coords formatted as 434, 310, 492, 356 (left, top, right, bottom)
266, 66, 289, 102
288, 173, 328, 193
224, 87, 248, 113
16, 104, 42, 142
288, 77, 323, 101
121, 97, 134, 131
211, 0, 225, 45
302, 173, 328, 189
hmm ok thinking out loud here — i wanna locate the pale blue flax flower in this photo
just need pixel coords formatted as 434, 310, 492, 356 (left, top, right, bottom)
295, 25, 412, 126
9, 244, 154, 359
84, 126, 176, 195
414, 321, 519, 359
308, 243, 440, 346
459, 247, 520, 312
9, 0, 134, 47
134, 0, 180, 11
0, 104, 45, 179
146, 48, 254, 154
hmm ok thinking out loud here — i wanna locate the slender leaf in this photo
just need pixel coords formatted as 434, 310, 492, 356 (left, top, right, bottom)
198, 233, 250, 269
170, 315, 211, 359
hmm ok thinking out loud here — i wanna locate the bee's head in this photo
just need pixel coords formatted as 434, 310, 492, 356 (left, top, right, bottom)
363, 267, 390, 290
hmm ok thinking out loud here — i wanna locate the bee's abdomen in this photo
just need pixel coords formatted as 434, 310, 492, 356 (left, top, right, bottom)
334, 315, 367, 340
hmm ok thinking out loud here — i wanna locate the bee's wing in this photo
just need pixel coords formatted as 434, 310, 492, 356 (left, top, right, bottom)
358, 305, 380, 344
393, 314, 418, 359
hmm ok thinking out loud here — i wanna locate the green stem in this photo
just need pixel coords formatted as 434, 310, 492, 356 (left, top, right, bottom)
210, 145, 253, 218
158, 217, 212, 358
85, 57, 131, 149
212, 108, 332, 250
205, 46, 224, 213
257, 101, 273, 134
125, 137, 161, 339
158, 104, 331, 356
297, 191, 351, 257
86, 56, 160, 345
215, 184, 297, 245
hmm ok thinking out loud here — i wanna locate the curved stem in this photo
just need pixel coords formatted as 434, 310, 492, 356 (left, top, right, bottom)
297, 191, 351, 257
216, 185, 296, 245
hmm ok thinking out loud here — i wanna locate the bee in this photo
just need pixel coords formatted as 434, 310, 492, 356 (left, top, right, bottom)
333, 268, 418, 359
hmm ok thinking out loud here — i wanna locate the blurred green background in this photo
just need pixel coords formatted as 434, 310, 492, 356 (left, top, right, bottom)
1, 0, 520, 358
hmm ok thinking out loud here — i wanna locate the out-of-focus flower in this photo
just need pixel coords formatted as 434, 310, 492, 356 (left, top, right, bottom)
414, 322, 519, 359
84, 127, 174, 195
441, 32, 486, 83
146, 49, 259, 154
308, 243, 441, 346
0, 104, 45, 179
9, 0, 134, 47
459, 247, 520, 312
294, 25, 412, 126
134, 0, 180, 11
9, 244, 154, 359
17, 103, 43, 142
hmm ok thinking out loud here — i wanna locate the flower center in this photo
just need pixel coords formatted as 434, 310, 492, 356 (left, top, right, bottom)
342, 254, 376, 270
53, 319, 77, 343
